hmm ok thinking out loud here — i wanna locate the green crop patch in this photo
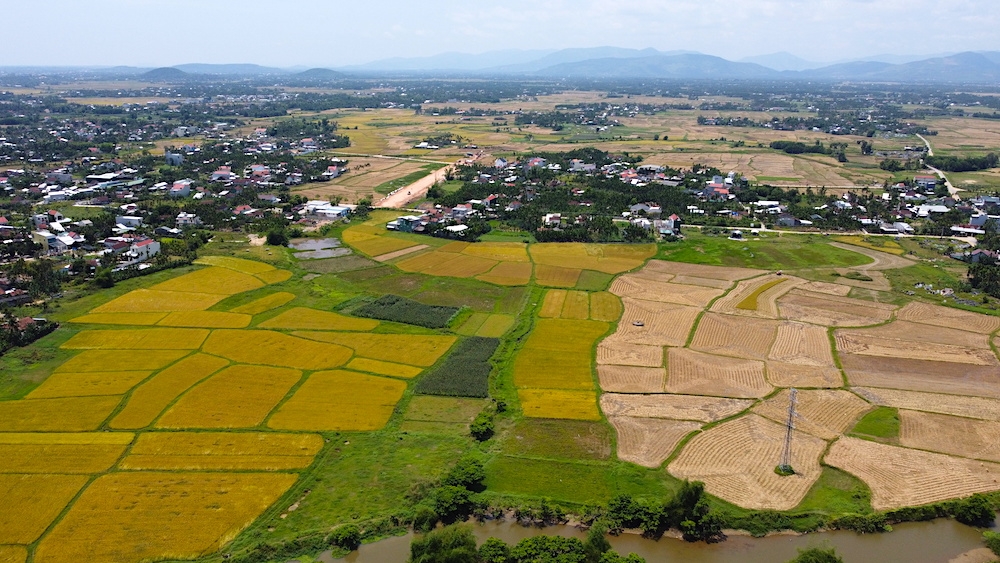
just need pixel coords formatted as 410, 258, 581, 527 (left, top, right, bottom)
850, 407, 899, 443
352, 294, 459, 328
415, 337, 500, 398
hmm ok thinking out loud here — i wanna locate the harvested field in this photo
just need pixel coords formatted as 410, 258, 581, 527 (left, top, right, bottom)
597, 339, 664, 367
56, 349, 188, 373
0, 474, 89, 544
157, 365, 301, 428
203, 330, 352, 370
0, 396, 122, 432
690, 313, 779, 360
121, 432, 324, 471
841, 354, 1000, 398
611, 276, 723, 307
613, 298, 700, 347
900, 410, 1000, 463
530, 243, 655, 274
835, 332, 997, 366
0, 433, 133, 474
228, 292, 296, 315
766, 362, 843, 388
839, 321, 991, 349
600, 393, 752, 422
373, 244, 428, 262
590, 292, 623, 322
69, 312, 166, 325
27, 371, 152, 399
609, 416, 701, 468
194, 255, 276, 275
476, 261, 533, 286
539, 290, 567, 318
856, 387, 1000, 422
597, 366, 666, 393
825, 437, 1000, 510
668, 415, 827, 510
61, 328, 209, 350
754, 389, 872, 440
798, 281, 853, 296
258, 307, 379, 331
668, 275, 735, 289
253, 269, 292, 285
896, 301, 1000, 334
518, 389, 601, 421
711, 275, 798, 317
293, 332, 455, 366
33, 472, 296, 563
151, 267, 264, 295
768, 322, 836, 366
268, 370, 406, 431
534, 265, 582, 288
777, 290, 895, 327
666, 348, 772, 399
91, 289, 226, 314
643, 260, 766, 281
157, 311, 251, 328
111, 354, 230, 429
346, 357, 423, 378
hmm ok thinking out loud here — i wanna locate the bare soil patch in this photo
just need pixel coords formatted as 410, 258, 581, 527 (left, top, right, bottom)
613, 298, 701, 347
797, 281, 852, 296
665, 348, 772, 399
768, 321, 835, 366
596, 339, 664, 367
669, 415, 827, 510
841, 354, 1000, 398
600, 393, 753, 422
597, 366, 666, 393
373, 245, 429, 262
690, 313, 779, 360
609, 416, 701, 468
825, 436, 1000, 510
754, 389, 872, 440
896, 302, 1000, 334
766, 362, 843, 388
777, 290, 895, 327
856, 387, 1000, 422
900, 410, 1000, 463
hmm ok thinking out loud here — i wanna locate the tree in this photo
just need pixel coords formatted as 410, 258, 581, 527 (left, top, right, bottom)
786, 547, 844, 563
433, 486, 474, 524
443, 457, 486, 492
622, 224, 650, 243
329, 524, 361, 551
954, 493, 995, 527
584, 524, 612, 563
478, 537, 511, 563
352, 196, 372, 220
94, 268, 115, 289
266, 229, 289, 246
409, 525, 478, 563
509, 536, 586, 563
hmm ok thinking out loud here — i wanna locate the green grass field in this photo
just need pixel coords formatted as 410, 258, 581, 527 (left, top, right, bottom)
850, 407, 900, 443
658, 232, 872, 270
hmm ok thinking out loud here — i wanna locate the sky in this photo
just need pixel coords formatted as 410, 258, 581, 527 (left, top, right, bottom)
2, 0, 998, 67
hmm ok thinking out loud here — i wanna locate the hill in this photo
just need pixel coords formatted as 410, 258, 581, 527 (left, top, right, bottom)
534, 53, 779, 79
294, 68, 343, 79
141, 67, 189, 81
173, 63, 288, 75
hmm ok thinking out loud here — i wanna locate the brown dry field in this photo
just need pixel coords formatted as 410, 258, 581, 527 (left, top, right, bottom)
668, 274, 736, 289
596, 339, 664, 367
610, 277, 723, 308
609, 416, 702, 468
690, 313, 779, 360
840, 321, 992, 349
856, 387, 1000, 422
835, 332, 998, 366
777, 290, 896, 327
923, 116, 1000, 152
669, 415, 827, 511
597, 366, 666, 393
710, 275, 801, 318
373, 245, 428, 262
768, 321, 836, 367
665, 348, 772, 399
613, 298, 701, 347
600, 393, 753, 422
896, 302, 1000, 334
841, 354, 1000, 398
797, 281, 853, 296
754, 389, 872, 440
643, 260, 766, 282
900, 410, 1000, 463
291, 157, 429, 202
766, 362, 844, 388
826, 437, 1000, 510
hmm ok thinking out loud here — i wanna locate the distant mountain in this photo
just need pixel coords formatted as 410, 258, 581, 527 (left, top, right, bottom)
346, 49, 555, 72
141, 67, 190, 81
534, 53, 779, 79
489, 47, 697, 73
872, 52, 1000, 82
977, 51, 1000, 65
851, 52, 957, 65
799, 61, 896, 80
295, 68, 343, 79
739, 52, 824, 72
173, 63, 288, 75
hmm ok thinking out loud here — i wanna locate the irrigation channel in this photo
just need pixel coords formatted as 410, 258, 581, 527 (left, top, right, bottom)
323, 517, 993, 563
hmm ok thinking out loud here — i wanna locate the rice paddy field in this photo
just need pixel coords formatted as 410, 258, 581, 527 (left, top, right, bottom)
7, 231, 1000, 563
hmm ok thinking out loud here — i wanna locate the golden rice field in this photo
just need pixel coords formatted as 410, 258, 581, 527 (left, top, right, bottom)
268, 370, 407, 431
255, 269, 293, 284
203, 330, 352, 370
56, 349, 188, 373
194, 255, 278, 275
0, 396, 122, 432
342, 224, 419, 256
476, 261, 533, 286
400, 251, 497, 278
111, 354, 230, 430
0, 433, 133, 474
27, 371, 152, 399
518, 389, 601, 421
228, 292, 296, 315
157, 365, 302, 429
293, 331, 455, 367
589, 292, 623, 322
151, 267, 265, 295
68, 312, 166, 325
346, 357, 423, 378
157, 311, 251, 328
461, 242, 530, 262
61, 328, 209, 350
530, 243, 656, 274
91, 289, 226, 313
0, 474, 90, 544
0, 546, 26, 563
258, 307, 380, 331
33, 472, 297, 563
120, 432, 323, 471
457, 313, 515, 337
534, 264, 582, 288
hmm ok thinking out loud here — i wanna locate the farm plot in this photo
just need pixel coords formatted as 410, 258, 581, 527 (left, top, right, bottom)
121, 432, 324, 471
825, 437, 1000, 510
517, 389, 601, 421
590, 292, 623, 321
157, 311, 251, 329
151, 267, 265, 295
0, 546, 25, 563
254, 270, 292, 284
0, 396, 122, 432
768, 321, 836, 367
69, 312, 166, 326
0, 474, 90, 544
342, 225, 420, 257
597, 366, 666, 393
476, 261, 533, 286
404, 252, 497, 278
530, 243, 656, 274
665, 348, 772, 399
856, 387, 1000, 422
476, 314, 515, 337
33, 472, 296, 563
609, 417, 701, 468
258, 307, 380, 331
228, 292, 296, 315
900, 411, 1000, 463
642, 260, 766, 282
0, 433, 133, 474
111, 354, 230, 430
91, 289, 226, 313
193, 256, 276, 275
835, 331, 998, 365
690, 313, 779, 360
611, 277, 724, 307
157, 365, 301, 429
373, 245, 428, 262
534, 265, 582, 288
597, 339, 664, 367
293, 332, 455, 366
896, 301, 1000, 334
514, 319, 608, 391
777, 290, 896, 327
346, 357, 423, 379
766, 362, 843, 388
401, 395, 489, 434
840, 321, 991, 349
600, 394, 752, 422
613, 298, 700, 347
841, 354, 1000, 398
268, 370, 407, 431
27, 371, 152, 399
203, 330, 352, 370
417, 337, 499, 397
711, 275, 798, 317
55, 349, 188, 373
61, 328, 209, 350
462, 242, 530, 262
668, 415, 827, 510
754, 389, 872, 440
797, 281, 853, 296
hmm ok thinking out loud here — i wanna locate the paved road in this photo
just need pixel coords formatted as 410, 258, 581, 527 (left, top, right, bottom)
916, 134, 961, 199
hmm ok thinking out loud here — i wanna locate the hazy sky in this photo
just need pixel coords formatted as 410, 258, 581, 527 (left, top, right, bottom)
3, 0, 997, 67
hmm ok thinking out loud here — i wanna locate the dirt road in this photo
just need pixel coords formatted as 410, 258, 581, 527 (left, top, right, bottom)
377, 165, 452, 209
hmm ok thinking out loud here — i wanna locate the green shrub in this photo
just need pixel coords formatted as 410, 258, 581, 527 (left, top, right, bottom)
415, 337, 500, 397
353, 294, 459, 328
786, 547, 844, 563
410, 525, 478, 563
470, 410, 495, 441
328, 524, 361, 551
983, 531, 1000, 556
954, 494, 996, 527
828, 513, 891, 533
